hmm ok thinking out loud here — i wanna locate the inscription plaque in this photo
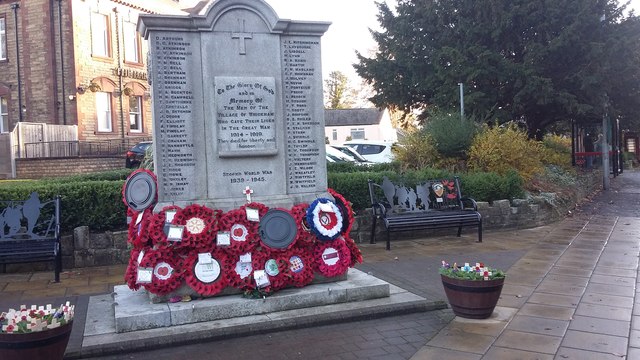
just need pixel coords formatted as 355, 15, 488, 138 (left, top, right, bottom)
215, 77, 277, 157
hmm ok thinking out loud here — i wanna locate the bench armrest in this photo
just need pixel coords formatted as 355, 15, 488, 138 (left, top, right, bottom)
371, 202, 387, 217
460, 197, 478, 211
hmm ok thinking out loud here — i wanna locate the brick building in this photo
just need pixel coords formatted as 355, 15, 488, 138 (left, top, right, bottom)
0, 0, 199, 178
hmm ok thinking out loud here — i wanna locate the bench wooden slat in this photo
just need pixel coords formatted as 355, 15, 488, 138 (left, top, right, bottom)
369, 177, 482, 250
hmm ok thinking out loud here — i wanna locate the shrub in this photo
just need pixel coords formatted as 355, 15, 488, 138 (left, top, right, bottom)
460, 170, 524, 203
394, 131, 439, 170
467, 124, 544, 182
0, 180, 127, 233
328, 168, 525, 209
424, 110, 478, 158
540, 134, 572, 169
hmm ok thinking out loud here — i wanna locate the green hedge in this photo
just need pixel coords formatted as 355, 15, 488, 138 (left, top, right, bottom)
0, 180, 127, 233
0, 167, 524, 233
329, 168, 524, 210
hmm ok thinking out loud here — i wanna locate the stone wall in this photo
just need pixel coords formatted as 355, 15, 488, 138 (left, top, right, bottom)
15, 156, 124, 179
350, 171, 602, 244
3, 172, 602, 272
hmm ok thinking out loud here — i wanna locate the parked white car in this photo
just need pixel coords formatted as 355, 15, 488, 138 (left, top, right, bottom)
329, 145, 373, 165
342, 140, 397, 163
325, 145, 356, 163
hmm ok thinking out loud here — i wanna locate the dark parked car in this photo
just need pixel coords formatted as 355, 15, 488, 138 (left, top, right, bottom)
125, 141, 152, 168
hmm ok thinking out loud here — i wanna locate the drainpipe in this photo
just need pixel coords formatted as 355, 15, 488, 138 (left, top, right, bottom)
10, 3, 22, 122
57, 0, 67, 125
113, 7, 125, 144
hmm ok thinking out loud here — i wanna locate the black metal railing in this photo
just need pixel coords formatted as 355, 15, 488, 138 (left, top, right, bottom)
15, 138, 151, 159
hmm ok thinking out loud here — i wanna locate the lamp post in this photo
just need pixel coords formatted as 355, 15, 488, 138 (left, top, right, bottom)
458, 83, 464, 122
602, 94, 610, 190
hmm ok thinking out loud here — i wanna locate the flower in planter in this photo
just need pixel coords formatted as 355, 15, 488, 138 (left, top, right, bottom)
1, 302, 74, 334
439, 261, 505, 281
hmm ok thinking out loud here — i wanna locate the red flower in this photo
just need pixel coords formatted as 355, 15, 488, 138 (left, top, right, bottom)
127, 208, 152, 249
328, 189, 355, 236
148, 205, 182, 247
342, 234, 363, 266
291, 203, 316, 247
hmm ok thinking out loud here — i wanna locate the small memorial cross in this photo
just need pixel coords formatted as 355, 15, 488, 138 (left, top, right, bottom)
243, 186, 254, 203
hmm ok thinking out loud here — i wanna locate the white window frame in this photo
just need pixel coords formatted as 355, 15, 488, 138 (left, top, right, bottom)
332, 129, 337, 141
96, 92, 112, 132
91, 12, 110, 58
0, 17, 6, 61
129, 95, 142, 133
123, 21, 140, 63
0, 97, 8, 133
350, 128, 365, 140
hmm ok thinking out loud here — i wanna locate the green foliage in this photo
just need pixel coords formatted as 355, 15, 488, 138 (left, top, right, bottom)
0, 180, 126, 233
424, 110, 478, 158
141, 146, 154, 171
46, 169, 134, 183
328, 167, 524, 210
460, 170, 524, 203
324, 70, 354, 109
540, 134, 572, 169
394, 131, 439, 170
468, 124, 544, 181
355, 0, 640, 135
440, 264, 505, 280
326, 162, 402, 173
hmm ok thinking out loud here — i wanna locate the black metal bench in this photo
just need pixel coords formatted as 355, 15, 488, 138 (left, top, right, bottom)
368, 176, 482, 250
0, 193, 62, 282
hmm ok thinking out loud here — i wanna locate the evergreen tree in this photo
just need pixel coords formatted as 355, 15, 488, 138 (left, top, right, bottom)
355, 0, 640, 137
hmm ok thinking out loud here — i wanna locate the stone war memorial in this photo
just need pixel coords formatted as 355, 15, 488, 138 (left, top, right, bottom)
104, 0, 412, 335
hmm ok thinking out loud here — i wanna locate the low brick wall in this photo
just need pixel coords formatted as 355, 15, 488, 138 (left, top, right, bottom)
15, 156, 124, 179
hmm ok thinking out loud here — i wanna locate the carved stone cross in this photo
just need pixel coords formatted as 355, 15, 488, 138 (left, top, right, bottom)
232, 19, 252, 55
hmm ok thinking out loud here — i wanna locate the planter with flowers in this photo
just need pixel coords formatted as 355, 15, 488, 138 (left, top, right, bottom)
440, 261, 505, 319
0, 302, 75, 360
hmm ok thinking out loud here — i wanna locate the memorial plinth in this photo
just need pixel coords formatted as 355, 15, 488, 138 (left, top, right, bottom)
138, 0, 331, 211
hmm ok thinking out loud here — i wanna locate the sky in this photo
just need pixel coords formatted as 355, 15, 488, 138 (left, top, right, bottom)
266, 0, 640, 84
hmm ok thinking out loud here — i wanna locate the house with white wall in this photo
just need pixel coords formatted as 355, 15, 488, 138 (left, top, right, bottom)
324, 108, 397, 145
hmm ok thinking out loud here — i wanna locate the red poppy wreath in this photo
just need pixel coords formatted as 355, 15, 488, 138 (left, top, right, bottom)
139, 248, 184, 295
184, 250, 229, 296
313, 238, 351, 278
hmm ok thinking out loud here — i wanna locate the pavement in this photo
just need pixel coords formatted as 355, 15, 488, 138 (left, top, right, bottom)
2, 169, 640, 359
